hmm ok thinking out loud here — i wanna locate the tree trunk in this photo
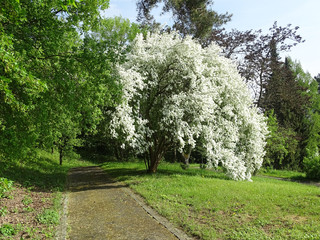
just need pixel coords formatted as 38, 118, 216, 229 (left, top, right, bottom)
147, 140, 166, 173
148, 158, 159, 173
148, 148, 162, 173
182, 146, 192, 165
59, 147, 63, 165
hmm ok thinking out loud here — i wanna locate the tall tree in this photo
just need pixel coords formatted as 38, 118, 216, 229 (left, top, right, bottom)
136, 0, 231, 39
315, 73, 320, 93
0, 0, 114, 163
80, 17, 146, 159
263, 57, 315, 170
289, 62, 320, 178
205, 22, 304, 106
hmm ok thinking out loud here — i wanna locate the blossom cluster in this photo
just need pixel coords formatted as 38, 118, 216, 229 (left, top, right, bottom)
109, 31, 268, 180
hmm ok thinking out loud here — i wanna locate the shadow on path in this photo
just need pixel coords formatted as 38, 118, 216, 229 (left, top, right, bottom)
63, 166, 190, 240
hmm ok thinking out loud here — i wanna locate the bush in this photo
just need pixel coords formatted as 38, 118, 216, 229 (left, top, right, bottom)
0, 177, 14, 198
303, 156, 320, 179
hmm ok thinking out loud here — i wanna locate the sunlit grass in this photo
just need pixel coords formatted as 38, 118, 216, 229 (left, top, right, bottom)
102, 161, 320, 240
257, 168, 306, 180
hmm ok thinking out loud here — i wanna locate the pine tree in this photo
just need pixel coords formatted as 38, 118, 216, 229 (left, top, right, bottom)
262, 41, 310, 169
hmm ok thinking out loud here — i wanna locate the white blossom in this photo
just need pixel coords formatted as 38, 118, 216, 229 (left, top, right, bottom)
109, 31, 268, 180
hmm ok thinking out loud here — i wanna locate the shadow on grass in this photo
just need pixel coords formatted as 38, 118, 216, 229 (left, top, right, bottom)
101, 162, 231, 182
0, 148, 99, 192
0, 157, 68, 192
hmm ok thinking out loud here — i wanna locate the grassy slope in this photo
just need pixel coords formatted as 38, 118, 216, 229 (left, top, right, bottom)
102, 162, 320, 240
0, 150, 95, 239
258, 168, 307, 180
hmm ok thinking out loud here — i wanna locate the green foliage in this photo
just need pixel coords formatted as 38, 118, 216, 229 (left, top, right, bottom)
264, 111, 287, 166
0, 149, 94, 191
258, 168, 306, 179
0, 224, 16, 237
180, 163, 190, 170
93, 17, 145, 63
0, 177, 14, 198
264, 110, 299, 169
303, 155, 320, 179
137, 0, 231, 39
0, 0, 121, 163
0, 206, 8, 217
36, 209, 60, 226
81, 17, 145, 159
263, 57, 320, 171
288, 59, 320, 179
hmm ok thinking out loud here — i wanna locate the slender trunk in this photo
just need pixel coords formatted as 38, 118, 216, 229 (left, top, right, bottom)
59, 147, 63, 165
257, 71, 264, 108
147, 139, 166, 173
144, 154, 150, 171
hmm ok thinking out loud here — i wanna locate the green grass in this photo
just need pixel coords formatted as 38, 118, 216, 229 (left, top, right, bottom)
0, 224, 16, 237
257, 168, 307, 180
0, 149, 96, 239
101, 161, 320, 240
0, 149, 95, 191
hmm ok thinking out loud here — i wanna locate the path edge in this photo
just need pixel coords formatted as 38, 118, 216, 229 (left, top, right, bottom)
55, 192, 68, 240
122, 187, 193, 240
55, 170, 72, 240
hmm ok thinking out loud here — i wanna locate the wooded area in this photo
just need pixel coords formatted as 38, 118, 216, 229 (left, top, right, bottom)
1, 0, 320, 179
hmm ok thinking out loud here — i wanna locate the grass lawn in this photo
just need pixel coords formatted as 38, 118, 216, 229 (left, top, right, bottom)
257, 168, 307, 180
0, 150, 95, 239
102, 161, 320, 240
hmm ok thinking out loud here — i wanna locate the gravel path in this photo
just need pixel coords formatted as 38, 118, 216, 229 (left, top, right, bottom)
59, 166, 189, 240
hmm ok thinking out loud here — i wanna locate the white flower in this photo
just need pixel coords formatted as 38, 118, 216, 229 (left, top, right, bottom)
109, 31, 268, 180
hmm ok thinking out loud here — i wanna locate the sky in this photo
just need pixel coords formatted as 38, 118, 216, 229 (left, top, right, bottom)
102, 0, 319, 77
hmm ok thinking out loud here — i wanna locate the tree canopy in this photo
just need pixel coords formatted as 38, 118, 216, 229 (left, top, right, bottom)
109, 31, 267, 180
136, 0, 231, 39
0, 0, 114, 163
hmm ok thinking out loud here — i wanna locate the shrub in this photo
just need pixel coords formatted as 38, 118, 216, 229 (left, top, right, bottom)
303, 156, 320, 179
0, 177, 14, 198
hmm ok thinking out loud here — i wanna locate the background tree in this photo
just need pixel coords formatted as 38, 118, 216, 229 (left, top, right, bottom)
289, 61, 320, 178
80, 17, 145, 161
136, 0, 231, 39
0, 0, 115, 163
205, 23, 304, 106
263, 56, 319, 172
315, 73, 320, 93
109, 31, 267, 180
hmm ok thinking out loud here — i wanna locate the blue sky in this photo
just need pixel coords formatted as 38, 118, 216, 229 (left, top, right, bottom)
102, 0, 319, 76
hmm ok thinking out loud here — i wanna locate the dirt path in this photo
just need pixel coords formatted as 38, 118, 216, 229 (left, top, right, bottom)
60, 166, 190, 240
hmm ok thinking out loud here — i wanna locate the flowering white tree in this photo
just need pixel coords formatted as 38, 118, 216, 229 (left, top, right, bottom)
110, 31, 268, 180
